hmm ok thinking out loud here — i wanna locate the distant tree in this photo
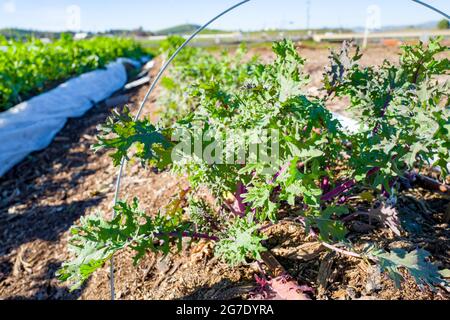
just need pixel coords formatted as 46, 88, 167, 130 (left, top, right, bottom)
437, 19, 449, 30
131, 26, 152, 37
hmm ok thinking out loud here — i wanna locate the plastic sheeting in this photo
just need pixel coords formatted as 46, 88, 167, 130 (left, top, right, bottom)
331, 112, 361, 133
0, 58, 141, 177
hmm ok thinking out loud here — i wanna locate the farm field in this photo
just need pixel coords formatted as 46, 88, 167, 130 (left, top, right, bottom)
0, 36, 147, 111
1, 39, 449, 300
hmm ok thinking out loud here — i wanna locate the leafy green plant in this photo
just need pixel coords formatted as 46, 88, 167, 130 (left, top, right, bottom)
60, 37, 449, 291
57, 198, 190, 290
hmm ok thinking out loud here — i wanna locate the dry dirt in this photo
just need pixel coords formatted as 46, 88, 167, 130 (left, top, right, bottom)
0, 44, 449, 300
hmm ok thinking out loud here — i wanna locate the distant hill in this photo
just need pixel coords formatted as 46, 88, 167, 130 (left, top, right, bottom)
99, 28, 154, 37
0, 28, 71, 40
154, 24, 228, 36
0, 28, 152, 40
382, 20, 441, 31
2, 20, 442, 41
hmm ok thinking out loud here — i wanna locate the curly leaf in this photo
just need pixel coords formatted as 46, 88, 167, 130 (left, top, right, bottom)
93, 107, 172, 166
215, 216, 267, 266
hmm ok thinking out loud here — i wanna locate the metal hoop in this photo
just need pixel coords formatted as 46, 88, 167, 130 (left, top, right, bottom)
108, 0, 449, 300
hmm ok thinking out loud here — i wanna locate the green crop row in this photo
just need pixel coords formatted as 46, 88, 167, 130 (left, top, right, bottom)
0, 35, 148, 111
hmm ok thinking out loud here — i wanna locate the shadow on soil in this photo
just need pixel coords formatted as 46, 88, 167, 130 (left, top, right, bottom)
3, 260, 86, 300
0, 102, 116, 300
0, 198, 104, 256
0, 102, 113, 255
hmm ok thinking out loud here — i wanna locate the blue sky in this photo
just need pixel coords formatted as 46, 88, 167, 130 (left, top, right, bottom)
0, 0, 449, 32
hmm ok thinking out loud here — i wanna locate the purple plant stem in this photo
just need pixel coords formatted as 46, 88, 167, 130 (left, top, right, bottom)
320, 176, 330, 193
366, 167, 381, 177
321, 179, 357, 202
321, 166, 381, 202
270, 164, 289, 185
234, 182, 247, 217
381, 185, 390, 197
155, 231, 219, 242
181, 232, 219, 241
337, 196, 348, 204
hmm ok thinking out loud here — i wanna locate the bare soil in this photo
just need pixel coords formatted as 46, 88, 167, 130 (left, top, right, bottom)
0, 44, 448, 300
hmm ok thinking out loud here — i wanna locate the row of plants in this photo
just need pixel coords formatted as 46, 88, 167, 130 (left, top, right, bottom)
59, 36, 449, 292
0, 35, 147, 111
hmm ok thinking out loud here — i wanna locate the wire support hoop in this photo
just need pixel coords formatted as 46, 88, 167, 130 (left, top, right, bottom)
108, 0, 448, 301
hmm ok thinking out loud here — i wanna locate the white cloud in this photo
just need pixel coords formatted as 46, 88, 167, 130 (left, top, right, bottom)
2, 0, 16, 14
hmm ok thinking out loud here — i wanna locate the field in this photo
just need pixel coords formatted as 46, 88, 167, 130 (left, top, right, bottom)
0, 36, 147, 111
0, 37, 449, 301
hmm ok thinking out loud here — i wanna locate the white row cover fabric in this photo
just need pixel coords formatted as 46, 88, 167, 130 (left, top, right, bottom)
331, 112, 361, 133
0, 58, 143, 177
